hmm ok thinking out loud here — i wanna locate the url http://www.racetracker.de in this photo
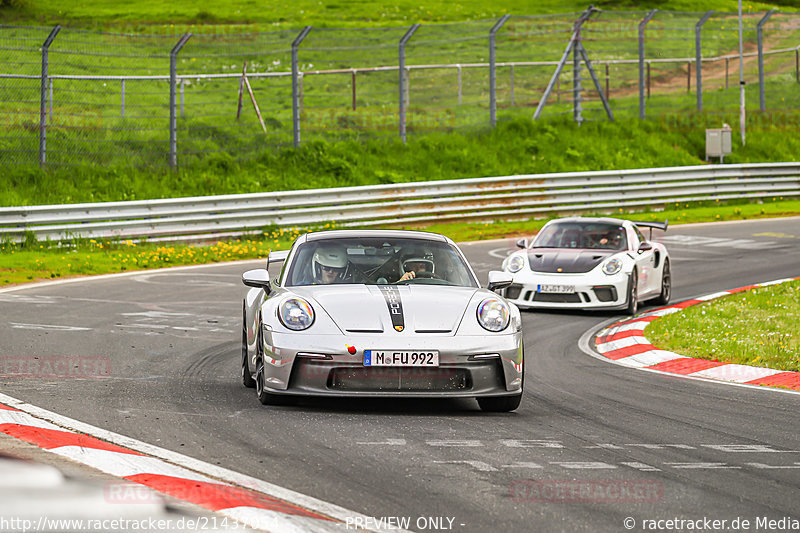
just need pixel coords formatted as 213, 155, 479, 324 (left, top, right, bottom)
1, 515, 251, 532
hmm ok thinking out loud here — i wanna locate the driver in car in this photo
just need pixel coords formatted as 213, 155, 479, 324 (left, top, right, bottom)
398, 256, 435, 282
312, 244, 350, 284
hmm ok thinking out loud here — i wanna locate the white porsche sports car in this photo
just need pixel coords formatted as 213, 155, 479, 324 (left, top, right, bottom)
501, 217, 671, 314
241, 229, 524, 412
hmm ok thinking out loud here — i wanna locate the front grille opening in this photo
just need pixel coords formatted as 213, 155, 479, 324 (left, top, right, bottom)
327, 366, 472, 392
592, 286, 617, 302
505, 284, 523, 300
532, 292, 582, 303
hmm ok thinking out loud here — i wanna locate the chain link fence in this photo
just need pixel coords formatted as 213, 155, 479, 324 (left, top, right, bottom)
1, 9, 798, 170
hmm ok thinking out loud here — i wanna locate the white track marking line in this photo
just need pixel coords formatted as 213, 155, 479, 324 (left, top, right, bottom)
689, 365, 786, 383
616, 351, 686, 368
51, 447, 219, 483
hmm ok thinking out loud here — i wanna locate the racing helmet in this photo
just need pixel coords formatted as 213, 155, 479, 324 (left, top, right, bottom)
402, 256, 434, 275
312, 244, 348, 283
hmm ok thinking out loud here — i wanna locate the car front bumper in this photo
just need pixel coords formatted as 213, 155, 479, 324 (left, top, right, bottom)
259, 331, 523, 398
503, 271, 631, 310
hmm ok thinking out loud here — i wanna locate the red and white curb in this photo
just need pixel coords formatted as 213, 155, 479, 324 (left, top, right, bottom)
591, 277, 800, 392
0, 392, 405, 533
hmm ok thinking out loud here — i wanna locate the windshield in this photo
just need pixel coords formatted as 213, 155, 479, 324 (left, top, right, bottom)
284, 237, 478, 287
533, 222, 628, 251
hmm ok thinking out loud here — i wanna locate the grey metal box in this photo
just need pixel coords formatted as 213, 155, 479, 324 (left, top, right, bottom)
706, 128, 732, 160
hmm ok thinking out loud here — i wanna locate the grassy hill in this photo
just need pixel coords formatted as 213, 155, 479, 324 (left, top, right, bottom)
1, 0, 798, 207
1, 0, 794, 30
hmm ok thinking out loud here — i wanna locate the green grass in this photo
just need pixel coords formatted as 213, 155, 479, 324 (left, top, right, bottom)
1, 0, 790, 30
2, 198, 799, 287
645, 279, 800, 373
4, 115, 800, 206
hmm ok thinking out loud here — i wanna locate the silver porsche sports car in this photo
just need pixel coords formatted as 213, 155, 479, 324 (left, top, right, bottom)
241, 230, 524, 412
501, 217, 671, 314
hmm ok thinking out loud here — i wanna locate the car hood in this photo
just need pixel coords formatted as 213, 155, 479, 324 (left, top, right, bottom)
527, 248, 617, 274
293, 285, 478, 334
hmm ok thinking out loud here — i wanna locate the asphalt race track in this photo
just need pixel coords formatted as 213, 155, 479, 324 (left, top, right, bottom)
1, 217, 799, 532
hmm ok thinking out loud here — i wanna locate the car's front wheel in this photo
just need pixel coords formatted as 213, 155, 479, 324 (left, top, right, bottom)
477, 393, 522, 412
255, 359, 296, 406
652, 259, 671, 306
242, 327, 256, 388
626, 269, 638, 316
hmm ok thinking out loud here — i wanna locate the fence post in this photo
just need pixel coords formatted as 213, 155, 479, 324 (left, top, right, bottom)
169, 33, 192, 170
39, 25, 61, 168
510, 65, 515, 106
292, 26, 312, 149
638, 9, 657, 120
573, 27, 581, 125
489, 14, 510, 128
121, 79, 126, 117
695, 11, 714, 111
533, 7, 596, 121
351, 69, 357, 111
399, 24, 420, 143
725, 57, 729, 89
757, 10, 776, 112
457, 64, 462, 105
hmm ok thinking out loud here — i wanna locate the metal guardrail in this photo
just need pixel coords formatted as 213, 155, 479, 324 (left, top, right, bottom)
2, 163, 799, 243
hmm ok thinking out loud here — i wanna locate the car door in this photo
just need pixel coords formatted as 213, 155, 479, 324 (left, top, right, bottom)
631, 225, 656, 296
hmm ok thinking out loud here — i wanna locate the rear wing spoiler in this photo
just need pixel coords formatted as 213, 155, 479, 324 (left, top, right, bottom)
633, 220, 668, 240
268, 250, 289, 266
633, 220, 668, 232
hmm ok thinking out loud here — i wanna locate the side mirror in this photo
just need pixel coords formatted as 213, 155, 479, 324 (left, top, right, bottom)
515, 238, 528, 249
487, 271, 513, 292
242, 269, 271, 293
637, 242, 653, 254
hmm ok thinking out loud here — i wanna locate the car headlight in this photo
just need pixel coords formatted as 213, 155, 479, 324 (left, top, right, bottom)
279, 298, 315, 330
602, 258, 623, 276
477, 298, 510, 332
505, 254, 525, 273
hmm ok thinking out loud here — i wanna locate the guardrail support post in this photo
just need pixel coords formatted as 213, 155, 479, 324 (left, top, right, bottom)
39, 25, 61, 168
695, 11, 714, 111
169, 33, 192, 170
638, 9, 657, 119
757, 10, 776, 112
399, 24, 420, 143
489, 14, 511, 128
292, 26, 312, 148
